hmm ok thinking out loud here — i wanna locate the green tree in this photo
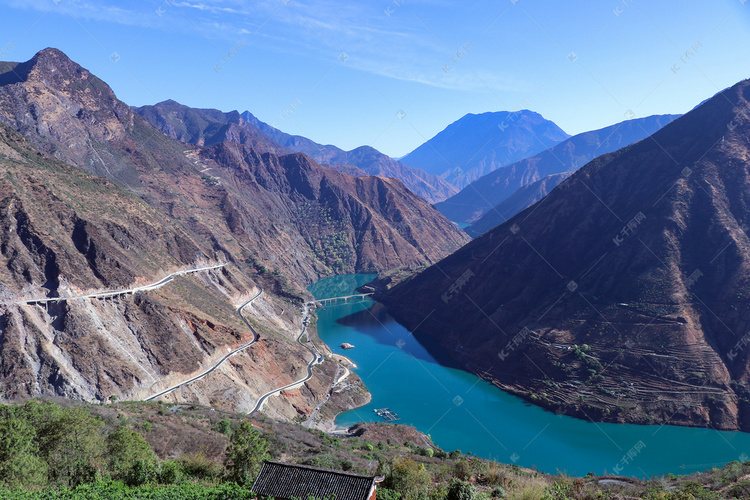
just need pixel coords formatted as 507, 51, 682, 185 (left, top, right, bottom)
13, 400, 63, 432
224, 422, 269, 485
0, 416, 47, 489
36, 407, 106, 487
215, 418, 232, 435
106, 426, 157, 480
379, 489, 403, 500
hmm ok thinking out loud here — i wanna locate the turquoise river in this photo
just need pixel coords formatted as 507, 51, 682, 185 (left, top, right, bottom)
309, 274, 750, 478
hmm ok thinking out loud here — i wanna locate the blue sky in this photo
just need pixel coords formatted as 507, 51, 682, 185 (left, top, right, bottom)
0, 0, 749, 157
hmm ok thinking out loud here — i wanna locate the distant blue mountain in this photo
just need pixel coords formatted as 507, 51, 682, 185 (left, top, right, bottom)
400, 110, 571, 189
435, 113, 681, 223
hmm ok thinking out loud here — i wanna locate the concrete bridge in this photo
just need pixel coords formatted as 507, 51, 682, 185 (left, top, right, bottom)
314, 293, 374, 307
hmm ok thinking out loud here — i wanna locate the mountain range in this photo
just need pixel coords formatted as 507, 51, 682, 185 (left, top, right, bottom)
135, 100, 457, 204
436, 114, 681, 224
0, 48, 467, 417
134, 100, 287, 156
0, 49, 467, 289
240, 110, 460, 204
381, 78, 750, 431
3, 45, 749, 437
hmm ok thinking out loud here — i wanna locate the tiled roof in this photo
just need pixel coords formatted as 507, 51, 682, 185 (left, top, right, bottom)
251, 460, 379, 500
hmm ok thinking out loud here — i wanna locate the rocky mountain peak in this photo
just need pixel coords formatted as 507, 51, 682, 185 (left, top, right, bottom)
16, 47, 112, 99
0, 49, 139, 180
28, 47, 79, 72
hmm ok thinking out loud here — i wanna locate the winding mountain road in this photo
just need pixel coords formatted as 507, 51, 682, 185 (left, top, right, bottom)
2, 263, 227, 306
140, 281, 325, 417
8, 259, 331, 415
247, 303, 323, 415
144, 289, 263, 401
305, 363, 342, 428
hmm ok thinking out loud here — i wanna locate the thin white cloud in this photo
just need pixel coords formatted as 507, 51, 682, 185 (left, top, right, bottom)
6, 0, 153, 28
1, 0, 519, 92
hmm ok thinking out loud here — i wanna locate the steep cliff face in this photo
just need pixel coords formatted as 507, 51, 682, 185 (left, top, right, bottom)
0, 48, 142, 184
382, 79, 750, 431
0, 123, 213, 396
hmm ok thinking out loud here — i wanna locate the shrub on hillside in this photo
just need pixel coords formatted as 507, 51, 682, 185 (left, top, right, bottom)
446, 479, 476, 500
181, 452, 224, 481
384, 457, 431, 500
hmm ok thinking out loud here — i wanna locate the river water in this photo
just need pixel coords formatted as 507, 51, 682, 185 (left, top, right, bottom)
309, 274, 750, 477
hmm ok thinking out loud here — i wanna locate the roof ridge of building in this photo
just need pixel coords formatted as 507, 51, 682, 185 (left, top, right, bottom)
263, 460, 378, 480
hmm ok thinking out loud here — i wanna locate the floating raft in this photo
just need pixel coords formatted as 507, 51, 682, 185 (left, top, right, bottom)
374, 408, 400, 421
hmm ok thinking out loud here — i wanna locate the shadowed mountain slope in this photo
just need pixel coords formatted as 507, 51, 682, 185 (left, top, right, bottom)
381, 79, 750, 431
465, 172, 573, 237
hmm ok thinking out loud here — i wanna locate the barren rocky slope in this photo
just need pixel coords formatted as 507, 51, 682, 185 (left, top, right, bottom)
0, 122, 371, 423
382, 79, 750, 431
